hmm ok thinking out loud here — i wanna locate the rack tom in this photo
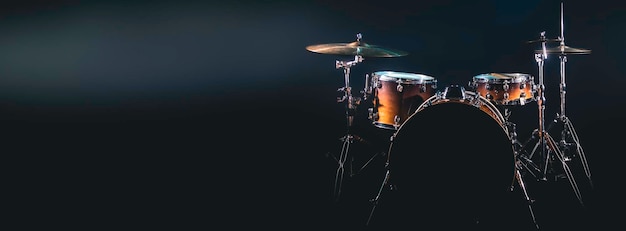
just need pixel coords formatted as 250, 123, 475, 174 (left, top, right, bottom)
470, 73, 536, 106
366, 71, 437, 130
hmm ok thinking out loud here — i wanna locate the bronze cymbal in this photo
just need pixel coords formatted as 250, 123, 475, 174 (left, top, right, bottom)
306, 41, 408, 57
526, 37, 562, 44
535, 44, 591, 55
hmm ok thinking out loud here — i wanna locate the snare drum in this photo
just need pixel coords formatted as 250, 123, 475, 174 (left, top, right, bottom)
366, 71, 437, 130
470, 73, 536, 106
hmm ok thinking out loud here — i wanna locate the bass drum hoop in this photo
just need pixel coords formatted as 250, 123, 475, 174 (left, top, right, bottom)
411, 91, 508, 132
380, 90, 517, 228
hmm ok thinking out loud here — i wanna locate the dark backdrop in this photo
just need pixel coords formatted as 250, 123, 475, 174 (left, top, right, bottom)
3, 0, 624, 229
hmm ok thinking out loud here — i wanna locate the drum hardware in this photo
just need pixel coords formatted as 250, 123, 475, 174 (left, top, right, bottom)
517, 151, 543, 180
366, 164, 390, 227
522, 3, 592, 207
534, 2, 593, 190
440, 84, 467, 100
520, 30, 584, 207
513, 167, 541, 230
503, 108, 522, 148
551, 49, 592, 190
523, 31, 558, 182
499, 98, 544, 181
362, 73, 372, 101
307, 33, 407, 201
501, 109, 541, 230
332, 52, 364, 202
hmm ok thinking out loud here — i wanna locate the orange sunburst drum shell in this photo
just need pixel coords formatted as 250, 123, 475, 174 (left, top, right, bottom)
472, 73, 536, 106
370, 71, 437, 130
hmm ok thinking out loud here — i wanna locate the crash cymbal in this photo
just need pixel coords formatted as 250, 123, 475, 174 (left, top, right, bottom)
535, 44, 591, 55
526, 37, 562, 44
306, 41, 408, 57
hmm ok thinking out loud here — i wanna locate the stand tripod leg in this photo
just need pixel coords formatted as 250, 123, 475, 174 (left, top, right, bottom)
520, 116, 558, 180
562, 116, 593, 188
517, 152, 542, 181
544, 132, 585, 206
366, 168, 390, 226
514, 164, 540, 230
522, 115, 586, 206
333, 134, 352, 201
505, 115, 542, 181
331, 133, 384, 202
356, 151, 385, 176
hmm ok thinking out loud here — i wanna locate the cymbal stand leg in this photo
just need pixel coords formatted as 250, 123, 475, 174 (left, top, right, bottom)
356, 151, 385, 176
333, 134, 351, 201
521, 117, 585, 206
366, 167, 390, 227
560, 116, 593, 188
544, 131, 585, 206
513, 166, 540, 230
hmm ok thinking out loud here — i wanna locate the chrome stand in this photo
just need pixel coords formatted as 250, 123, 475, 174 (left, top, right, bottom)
552, 4, 593, 189
513, 167, 540, 230
331, 53, 364, 202
520, 31, 584, 206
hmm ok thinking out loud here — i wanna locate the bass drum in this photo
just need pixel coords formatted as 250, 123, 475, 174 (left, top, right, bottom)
372, 86, 519, 230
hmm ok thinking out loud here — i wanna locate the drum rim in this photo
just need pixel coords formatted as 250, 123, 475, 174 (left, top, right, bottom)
374, 70, 436, 83
473, 72, 533, 83
404, 91, 508, 133
386, 91, 516, 191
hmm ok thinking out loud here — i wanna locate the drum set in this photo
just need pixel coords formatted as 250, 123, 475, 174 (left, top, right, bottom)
306, 3, 593, 229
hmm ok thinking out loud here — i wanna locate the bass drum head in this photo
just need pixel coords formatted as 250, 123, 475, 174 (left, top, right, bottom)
373, 99, 519, 229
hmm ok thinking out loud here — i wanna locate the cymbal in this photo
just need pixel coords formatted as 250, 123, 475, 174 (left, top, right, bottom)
535, 44, 591, 55
306, 41, 408, 57
525, 37, 562, 44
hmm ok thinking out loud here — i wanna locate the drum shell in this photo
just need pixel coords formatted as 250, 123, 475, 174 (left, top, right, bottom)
472, 73, 535, 106
370, 71, 437, 130
378, 91, 517, 228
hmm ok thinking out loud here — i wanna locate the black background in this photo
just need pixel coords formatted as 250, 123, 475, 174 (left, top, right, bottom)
3, 0, 625, 229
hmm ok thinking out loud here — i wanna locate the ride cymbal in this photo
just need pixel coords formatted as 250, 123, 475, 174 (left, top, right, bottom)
535, 45, 591, 55
306, 41, 408, 57
526, 37, 562, 44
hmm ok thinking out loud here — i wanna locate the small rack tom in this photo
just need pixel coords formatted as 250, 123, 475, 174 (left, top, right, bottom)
470, 73, 536, 106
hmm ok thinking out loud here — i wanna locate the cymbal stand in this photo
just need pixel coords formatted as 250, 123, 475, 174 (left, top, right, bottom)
552, 2, 593, 189
555, 51, 593, 188
521, 31, 584, 206
331, 51, 364, 202
533, 31, 550, 180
